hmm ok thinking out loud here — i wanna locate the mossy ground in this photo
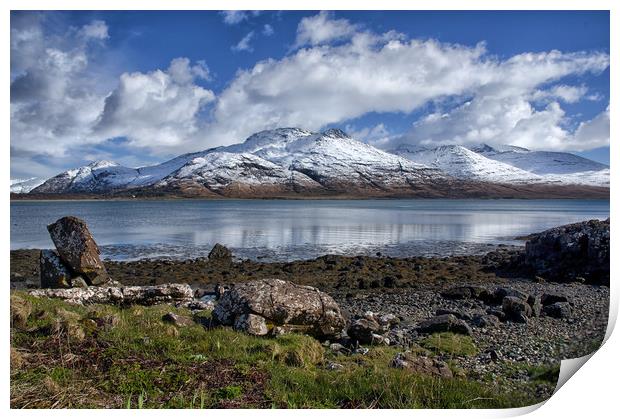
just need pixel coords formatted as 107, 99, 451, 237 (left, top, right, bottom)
11, 292, 544, 409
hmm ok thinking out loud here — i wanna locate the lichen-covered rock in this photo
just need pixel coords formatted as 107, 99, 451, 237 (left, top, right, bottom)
524, 219, 609, 284
234, 313, 269, 336
47, 216, 109, 285
208, 243, 233, 264
390, 352, 453, 378
416, 314, 472, 336
29, 283, 194, 306
40, 250, 74, 288
212, 278, 346, 339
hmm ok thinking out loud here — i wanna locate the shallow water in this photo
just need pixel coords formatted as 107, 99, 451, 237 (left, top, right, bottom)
10, 199, 609, 262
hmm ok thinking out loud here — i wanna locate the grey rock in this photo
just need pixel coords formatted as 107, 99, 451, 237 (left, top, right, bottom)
348, 317, 382, 345
208, 243, 233, 264
47, 216, 109, 285
29, 283, 194, 306
212, 278, 346, 339
543, 302, 572, 319
524, 219, 609, 284
472, 314, 500, 328
234, 313, 269, 336
417, 314, 472, 336
502, 296, 532, 323
435, 308, 472, 321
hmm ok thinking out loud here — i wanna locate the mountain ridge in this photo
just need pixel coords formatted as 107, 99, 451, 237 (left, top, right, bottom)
14, 128, 609, 199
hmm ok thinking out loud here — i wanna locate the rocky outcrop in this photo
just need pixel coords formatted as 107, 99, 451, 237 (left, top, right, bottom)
524, 218, 609, 284
45, 216, 110, 286
212, 278, 346, 339
28, 283, 194, 306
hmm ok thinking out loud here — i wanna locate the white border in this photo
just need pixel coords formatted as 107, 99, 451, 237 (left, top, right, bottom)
2, 1, 616, 418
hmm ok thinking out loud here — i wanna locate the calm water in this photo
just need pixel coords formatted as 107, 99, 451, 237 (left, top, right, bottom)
10, 199, 609, 261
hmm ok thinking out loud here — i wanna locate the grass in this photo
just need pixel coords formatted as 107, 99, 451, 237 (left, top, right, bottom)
420, 333, 479, 357
10, 291, 543, 409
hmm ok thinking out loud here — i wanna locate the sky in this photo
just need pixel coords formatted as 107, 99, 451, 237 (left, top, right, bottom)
10, 10, 610, 179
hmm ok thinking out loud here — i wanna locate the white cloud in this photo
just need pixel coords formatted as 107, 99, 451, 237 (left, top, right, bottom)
263, 24, 274, 36
201, 22, 608, 152
345, 123, 393, 145
531, 85, 588, 104
80, 20, 109, 40
10, 17, 111, 164
571, 106, 610, 151
221, 11, 260, 25
295, 11, 359, 47
232, 31, 254, 52
94, 58, 215, 150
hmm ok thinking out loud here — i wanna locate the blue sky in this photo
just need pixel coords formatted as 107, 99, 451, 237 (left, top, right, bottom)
10, 10, 610, 178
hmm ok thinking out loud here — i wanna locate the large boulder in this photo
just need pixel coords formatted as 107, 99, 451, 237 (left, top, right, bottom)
212, 278, 346, 339
524, 219, 609, 284
416, 314, 472, 336
47, 216, 109, 285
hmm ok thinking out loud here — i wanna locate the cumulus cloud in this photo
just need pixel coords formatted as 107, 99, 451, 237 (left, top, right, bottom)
94, 58, 215, 150
201, 18, 608, 151
221, 10, 260, 25
294, 11, 359, 47
232, 31, 254, 52
10, 15, 111, 164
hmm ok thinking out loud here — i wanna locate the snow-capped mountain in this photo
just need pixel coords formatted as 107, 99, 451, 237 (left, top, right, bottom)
18, 128, 609, 198
391, 144, 543, 184
28, 128, 447, 196
392, 143, 609, 187
10, 177, 46, 193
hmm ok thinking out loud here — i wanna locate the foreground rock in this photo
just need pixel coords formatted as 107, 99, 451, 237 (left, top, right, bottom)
524, 218, 609, 284
46, 216, 110, 285
29, 283, 193, 306
212, 278, 346, 339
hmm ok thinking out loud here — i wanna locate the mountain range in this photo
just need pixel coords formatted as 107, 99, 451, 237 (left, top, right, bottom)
11, 128, 609, 199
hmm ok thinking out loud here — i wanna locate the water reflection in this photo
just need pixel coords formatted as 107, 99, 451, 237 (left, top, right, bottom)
10, 199, 609, 261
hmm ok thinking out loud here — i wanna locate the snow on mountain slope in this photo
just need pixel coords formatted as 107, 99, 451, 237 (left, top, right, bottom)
469, 144, 609, 186
159, 128, 445, 192
391, 144, 543, 184
473, 144, 608, 174
10, 177, 46, 193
